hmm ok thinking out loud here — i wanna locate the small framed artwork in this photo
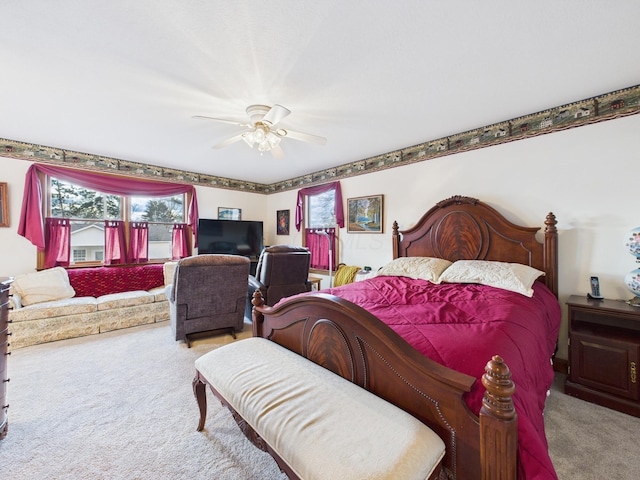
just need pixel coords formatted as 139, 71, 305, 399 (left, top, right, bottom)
218, 207, 241, 220
276, 209, 290, 235
0, 183, 8, 228
347, 195, 383, 233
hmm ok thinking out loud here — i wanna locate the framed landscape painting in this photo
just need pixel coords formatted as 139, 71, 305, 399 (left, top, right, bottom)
347, 195, 383, 233
218, 207, 241, 220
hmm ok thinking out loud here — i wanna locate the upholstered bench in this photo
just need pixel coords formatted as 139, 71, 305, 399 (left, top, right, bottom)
193, 337, 445, 480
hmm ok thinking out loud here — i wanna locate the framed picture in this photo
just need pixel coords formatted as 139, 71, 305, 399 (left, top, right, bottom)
218, 207, 241, 220
276, 209, 290, 235
347, 195, 383, 233
0, 183, 8, 228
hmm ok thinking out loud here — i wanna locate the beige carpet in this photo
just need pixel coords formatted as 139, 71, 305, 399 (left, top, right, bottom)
2, 321, 639, 479
0, 321, 286, 480
545, 373, 640, 479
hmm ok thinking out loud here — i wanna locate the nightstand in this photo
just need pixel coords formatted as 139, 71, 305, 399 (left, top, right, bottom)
565, 295, 640, 417
308, 276, 322, 291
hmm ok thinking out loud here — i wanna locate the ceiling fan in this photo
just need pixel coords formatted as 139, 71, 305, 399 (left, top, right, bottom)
194, 104, 326, 159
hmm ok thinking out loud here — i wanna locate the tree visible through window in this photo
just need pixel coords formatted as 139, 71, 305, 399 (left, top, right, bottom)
306, 189, 336, 228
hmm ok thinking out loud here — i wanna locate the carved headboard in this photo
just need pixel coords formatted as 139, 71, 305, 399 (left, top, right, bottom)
392, 195, 558, 297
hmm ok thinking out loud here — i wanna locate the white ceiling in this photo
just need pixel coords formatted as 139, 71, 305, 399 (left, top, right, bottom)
1, 1, 638, 184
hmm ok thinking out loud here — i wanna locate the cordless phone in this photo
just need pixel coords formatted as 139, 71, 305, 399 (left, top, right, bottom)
588, 276, 604, 299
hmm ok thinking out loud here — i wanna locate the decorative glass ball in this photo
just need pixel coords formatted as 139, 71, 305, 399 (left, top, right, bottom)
624, 226, 640, 259
625, 268, 640, 298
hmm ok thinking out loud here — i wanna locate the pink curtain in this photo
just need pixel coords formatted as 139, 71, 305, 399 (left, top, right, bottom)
18, 163, 199, 249
128, 222, 149, 263
171, 223, 191, 260
44, 218, 71, 269
305, 228, 336, 270
295, 181, 344, 231
104, 220, 127, 265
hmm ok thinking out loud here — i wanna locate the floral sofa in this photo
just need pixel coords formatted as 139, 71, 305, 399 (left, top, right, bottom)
9, 263, 176, 349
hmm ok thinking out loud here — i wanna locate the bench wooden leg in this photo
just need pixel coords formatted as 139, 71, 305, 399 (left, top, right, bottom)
192, 373, 207, 431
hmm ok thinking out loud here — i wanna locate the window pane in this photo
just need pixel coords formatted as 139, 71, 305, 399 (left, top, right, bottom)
148, 223, 173, 259
50, 178, 121, 220
130, 195, 184, 222
70, 221, 104, 264
131, 195, 185, 260
307, 190, 336, 228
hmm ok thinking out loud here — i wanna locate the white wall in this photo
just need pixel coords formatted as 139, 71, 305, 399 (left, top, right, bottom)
1, 113, 638, 359
0, 159, 36, 276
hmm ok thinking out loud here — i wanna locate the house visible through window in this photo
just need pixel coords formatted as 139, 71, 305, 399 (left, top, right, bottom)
49, 177, 186, 265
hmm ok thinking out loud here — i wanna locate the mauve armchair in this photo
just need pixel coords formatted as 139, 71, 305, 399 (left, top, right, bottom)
168, 254, 250, 347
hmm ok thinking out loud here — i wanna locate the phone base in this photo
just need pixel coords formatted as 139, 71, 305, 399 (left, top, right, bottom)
587, 293, 604, 300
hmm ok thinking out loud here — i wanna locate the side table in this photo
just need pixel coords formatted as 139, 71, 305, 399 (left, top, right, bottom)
565, 294, 640, 417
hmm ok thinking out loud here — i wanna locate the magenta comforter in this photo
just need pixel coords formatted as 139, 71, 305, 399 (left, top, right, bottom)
324, 276, 561, 480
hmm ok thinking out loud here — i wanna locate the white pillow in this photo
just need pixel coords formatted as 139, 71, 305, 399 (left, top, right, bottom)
437, 260, 544, 297
377, 257, 452, 283
12, 267, 76, 306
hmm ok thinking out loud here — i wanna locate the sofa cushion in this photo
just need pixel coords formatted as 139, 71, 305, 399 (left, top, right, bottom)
12, 267, 76, 306
96, 290, 155, 310
9, 296, 97, 323
196, 337, 445, 480
149, 286, 168, 302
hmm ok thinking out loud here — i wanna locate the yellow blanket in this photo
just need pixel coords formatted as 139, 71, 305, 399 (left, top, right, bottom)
333, 265, 362, 287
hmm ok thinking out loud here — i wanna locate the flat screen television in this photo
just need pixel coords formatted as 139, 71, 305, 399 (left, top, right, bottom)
197, 218, 264, 261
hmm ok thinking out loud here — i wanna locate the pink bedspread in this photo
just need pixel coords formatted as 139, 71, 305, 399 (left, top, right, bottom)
324, 276, 561, 480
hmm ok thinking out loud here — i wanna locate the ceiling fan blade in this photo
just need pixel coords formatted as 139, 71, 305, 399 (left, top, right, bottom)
262, 104, 291, 127
212, 132, 248, 148
279, 128, 327, 145
193, 115, 248, 127
270, 144, 285, 159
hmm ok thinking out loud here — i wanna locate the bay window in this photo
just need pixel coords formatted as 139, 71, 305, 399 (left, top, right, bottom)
18, 164, 199, 269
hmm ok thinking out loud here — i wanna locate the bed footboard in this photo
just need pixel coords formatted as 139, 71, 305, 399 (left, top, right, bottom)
252, 290, 517, 480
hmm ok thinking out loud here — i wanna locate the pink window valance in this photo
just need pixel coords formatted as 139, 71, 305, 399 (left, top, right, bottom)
17, 163, 199, 249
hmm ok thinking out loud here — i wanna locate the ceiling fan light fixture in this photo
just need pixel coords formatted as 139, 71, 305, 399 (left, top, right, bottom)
254, 124, 267, 143
242, 124, 281, 153
242, 131, 256, 148
199, 103, 326, 157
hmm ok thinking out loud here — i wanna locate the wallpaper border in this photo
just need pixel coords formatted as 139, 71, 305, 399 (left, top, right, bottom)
2, 84, 639, 194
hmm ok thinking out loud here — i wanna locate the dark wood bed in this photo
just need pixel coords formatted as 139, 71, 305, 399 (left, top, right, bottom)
250, 195, 559, 480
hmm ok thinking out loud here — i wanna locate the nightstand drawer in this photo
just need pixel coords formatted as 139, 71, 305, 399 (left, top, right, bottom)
570, 330, 639, 400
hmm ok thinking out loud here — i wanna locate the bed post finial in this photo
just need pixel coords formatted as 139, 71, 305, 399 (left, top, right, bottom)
481, 355, 516, 419
544, 212, 558, 298
479, 355, 517, 480
392, 221, 400, 259
251, 290, 266, 337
